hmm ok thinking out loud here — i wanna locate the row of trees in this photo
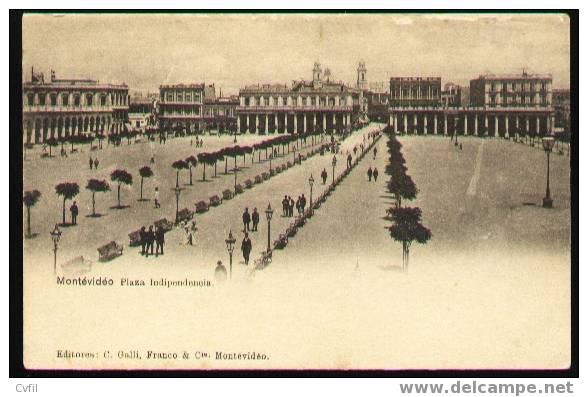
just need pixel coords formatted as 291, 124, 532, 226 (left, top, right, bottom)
384, 132, 431, 269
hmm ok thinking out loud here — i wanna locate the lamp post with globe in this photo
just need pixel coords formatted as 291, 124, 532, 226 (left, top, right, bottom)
50, 224, 62, 275
265, 203, 274, 252
225, 230, 236, 279
542, 136, 555, 208
308, 174, 315, 210
331, 155, 337, 184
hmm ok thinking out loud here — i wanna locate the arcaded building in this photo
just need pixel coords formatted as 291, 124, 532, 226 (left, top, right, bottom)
236, 63, 363, 134
22, 69, 129, 144
389, 77, 442, 108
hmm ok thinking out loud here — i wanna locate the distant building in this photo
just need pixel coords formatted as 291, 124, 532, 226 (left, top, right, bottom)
22, 68, 129, 144
441, 82, 462, 108
128, 95, 157, 131
203, 85, 239, 133
469, 72, 552, 108
236, 63, 363, 134
158, 83, 205, 132
552, 88, 570, 131
356, 62, 368, 91
389, 77, 442, 108
365, 91, 389, 122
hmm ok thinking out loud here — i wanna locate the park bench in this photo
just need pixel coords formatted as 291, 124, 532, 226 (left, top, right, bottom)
244, 179, 253, 189
222, 189, 234, 200
176, 208, 194, 224
97, 241, 124, 262
270, 168, 276, 176
195, 200, 209, 214
209, 194, 222, 207
154, 218, 174, 232
235, 184, 244, 194
128, 229, 142, 246
285, 224, 298, 238
262, 172, 270, 180
273, 234, 288, 250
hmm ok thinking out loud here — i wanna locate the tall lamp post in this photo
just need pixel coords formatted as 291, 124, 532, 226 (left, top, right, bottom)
265, 203, 274, 252
269, 153, 273, 173
542, 136, 555, 208
233, 126, 237, 143
50, 224, 62, 275
225, 230, 236, 279
308, 174, 315, 210
331, 155, 337, 184
173, 186, 181, 223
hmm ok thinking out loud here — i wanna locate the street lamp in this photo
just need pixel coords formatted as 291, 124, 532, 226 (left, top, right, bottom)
542, 136, 555, 208
225, 230, 236, 279
265, 203, 274, 252
331, 155, 337, 184
50, 224, 62, 275
233, 166, 238, 192
173, 186, 181, 223
308, 174, 315, 210
233, 126, 237, 143
269, 153, 273, 173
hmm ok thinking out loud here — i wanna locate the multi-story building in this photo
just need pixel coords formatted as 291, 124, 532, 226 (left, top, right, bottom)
22, 69, 129, 144
441, 82, 462, 108
389, 77, 441, 108
203, 87, 239, 133
236, 63, 363, 134
469, 72, 552, 108
158, 83, 205, 133
128, 95, 157, 131
365, 91, 389, 123
552, 88, 570, 131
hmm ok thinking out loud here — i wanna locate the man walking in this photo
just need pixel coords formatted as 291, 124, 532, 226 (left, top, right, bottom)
300, 194, 307, 213
282, 196, 289, 217
251, 208, 259, 232
155, 226, 165, 256
146, 225, 155, 257
70, 201, 79, 225
214, 260, 227, 283
321, 168, 328, 185
347, 153, 352, 169
154, 187, 160, 208
139, 226, 147, 255
89, 157, 93, 170
373, 147, 377, 159
373, 167, 379, 182
94, 157, 99, 169
367, 167, 373, 182
241, 233, 252, 266
289, 197, 295, 217
242, 207, 251, 232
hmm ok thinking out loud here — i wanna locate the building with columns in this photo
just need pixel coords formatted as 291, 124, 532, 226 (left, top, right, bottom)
22, 69, 129, 144
387, 72, 555, 138
389, 77, 441, 108
441, 82, 462, 108
158, 83, 205, 133
236, 63, 362, 135
203, 88, 239, 133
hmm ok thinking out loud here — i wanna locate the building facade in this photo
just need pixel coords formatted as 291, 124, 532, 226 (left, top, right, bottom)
22, 69, 129, 144
203, 94, 239, 133
387, 72, 555, 137
552, 88, 570, 131
389, 77, 442, 108
236, 63, 363, 134
128, 96, 157, 131
158, 83, 205, 132
441, 82, 462, 108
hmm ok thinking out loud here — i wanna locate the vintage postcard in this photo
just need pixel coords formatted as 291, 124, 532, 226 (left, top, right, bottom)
20, 12, 572, 371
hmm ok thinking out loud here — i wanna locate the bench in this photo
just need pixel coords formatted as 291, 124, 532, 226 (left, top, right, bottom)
195, 200, 209, 213
154, 218, 174, 232
254, 250, 273, 270
128, 229, 142, 246
210, 195, 222, 207
244, 179, 253, 189
273, 234, 288, 250
222, 189, 234, 200
176, 208, 194, 224
97, 241, 123, 262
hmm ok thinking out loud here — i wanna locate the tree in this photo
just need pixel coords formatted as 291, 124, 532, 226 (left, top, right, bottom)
110, 170, 133, 208
23, 189, 41, 237
197, 153, 215, 181
86, 179, 110, 216
138, 166, 154, 201
55, 182, 79, 225
185, 156, 198, 185
387, 207, 431, 270
46, 137, 59, 157
172, 159, 189, 188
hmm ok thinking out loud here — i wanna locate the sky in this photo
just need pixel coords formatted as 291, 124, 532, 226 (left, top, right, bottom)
22, 13, 571, 95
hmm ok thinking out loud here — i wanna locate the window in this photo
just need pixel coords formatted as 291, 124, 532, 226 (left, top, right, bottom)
62, 94, 69, 106
38, 93, 46, 106
178, 93, 184, 101
186, 93, 192, 102
27, 93, 34, 106
86, 94, 93, 106
167, 93, 173, 101
100, 95, 107, 106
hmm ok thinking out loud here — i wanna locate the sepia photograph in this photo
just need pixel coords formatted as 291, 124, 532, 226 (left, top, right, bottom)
16, 11, 574, 373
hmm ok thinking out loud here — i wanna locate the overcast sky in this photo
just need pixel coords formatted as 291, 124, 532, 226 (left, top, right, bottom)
22, 13, 570, 95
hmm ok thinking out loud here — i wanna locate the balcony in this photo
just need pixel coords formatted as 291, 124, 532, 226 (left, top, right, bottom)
236, 105, 353, 112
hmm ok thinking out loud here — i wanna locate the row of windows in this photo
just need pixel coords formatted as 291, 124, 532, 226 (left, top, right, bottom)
163, 92, 202, 102
243, 96, 350, 107
391, 89, 440, 98
162, 108, 201, 116
488, 82, 549, 92
26, 92, 127, 107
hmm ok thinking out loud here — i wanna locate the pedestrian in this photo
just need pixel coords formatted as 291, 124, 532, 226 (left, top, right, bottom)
373, 167, 379, 182
321, 168, 328, 184
353, 146, 358, 156
94, 157, 99, 169
251, 208, 259, 232
184, 223, 192, 245
155, 226, 165, 256
367, 167, 373, 182
459, 143, 463, 150
214, 260, 227, 283
190, 221, 198, 243
289, 197, 295, 217
296, 196, 302, 216
241, 233, 252, 266
139, 226, 147, 255
298, 153, 302, 164
146, 225, 155, 257
242, 207, 251, 232
282, 195, 289, 217
154, 187, 160, 208
70, 201, 79, 225
347, 153, 352, 169
373, 147, 377, 159
89, 157, 93, 170
300, 194, 306, 213
150, 156, 155, 164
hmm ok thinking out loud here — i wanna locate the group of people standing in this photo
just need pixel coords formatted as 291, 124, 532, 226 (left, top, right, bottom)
282, 195, 307, 217
242, 207, 260, 232
367, 167, 379, 182
138, 225, 166, 257
190, 138, 204, 147
88, 157, 100, 170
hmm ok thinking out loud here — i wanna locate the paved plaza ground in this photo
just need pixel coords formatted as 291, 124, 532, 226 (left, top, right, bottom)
22, 127, 571, 370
